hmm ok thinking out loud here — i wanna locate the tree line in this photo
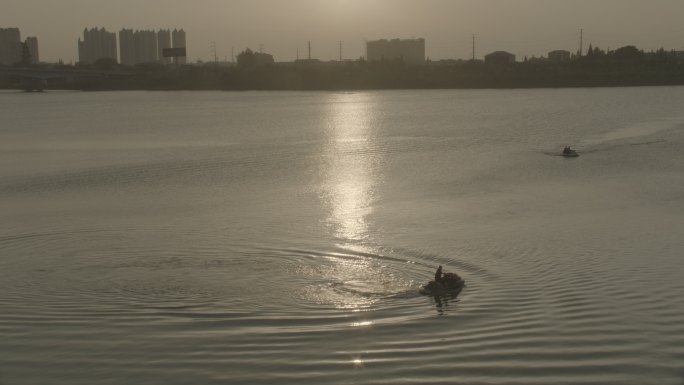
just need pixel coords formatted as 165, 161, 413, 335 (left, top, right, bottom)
4, 45, 684, 90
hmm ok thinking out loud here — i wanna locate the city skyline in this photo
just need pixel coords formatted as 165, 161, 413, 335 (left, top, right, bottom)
5, 0, 684, 63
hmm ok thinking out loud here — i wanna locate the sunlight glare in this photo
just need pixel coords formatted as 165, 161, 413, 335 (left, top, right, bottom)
322, 93, 378, 243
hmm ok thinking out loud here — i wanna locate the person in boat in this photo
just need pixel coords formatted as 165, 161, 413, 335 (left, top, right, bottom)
563, 146, 574, 155
434, 265, 443, 283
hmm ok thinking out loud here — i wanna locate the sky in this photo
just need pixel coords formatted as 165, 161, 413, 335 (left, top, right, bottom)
4, 0, 684, 63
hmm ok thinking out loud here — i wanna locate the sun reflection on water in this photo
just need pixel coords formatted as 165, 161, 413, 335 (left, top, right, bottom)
322, 93, 379, 243
351, 356, 365, 369
316, 93, 386, 311
350, 320, 373, 327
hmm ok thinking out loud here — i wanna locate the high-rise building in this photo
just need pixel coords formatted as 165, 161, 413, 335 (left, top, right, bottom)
0, 27, 22, 66
119, 29, 135, 66
366, 38, 426, 65
78, 27, 117, 64
172, 28, 187, 64
24, 36, 39, 64
158, 29, 171, 64
134, 30, 158, 64
119, 29, 182, 66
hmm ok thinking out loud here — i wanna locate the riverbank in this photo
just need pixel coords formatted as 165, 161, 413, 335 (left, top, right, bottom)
4, 59, 684, 91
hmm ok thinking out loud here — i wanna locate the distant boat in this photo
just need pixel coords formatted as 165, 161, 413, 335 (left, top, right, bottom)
562, 147, 579, 158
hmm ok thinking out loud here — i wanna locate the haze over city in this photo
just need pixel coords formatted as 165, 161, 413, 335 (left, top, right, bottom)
5, 0, 684, 63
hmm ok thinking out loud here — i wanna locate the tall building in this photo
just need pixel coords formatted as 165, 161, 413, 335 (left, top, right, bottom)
134, 30, 158, 64
366, 38, 425, 65
157, 29, 171, 64
172, 28, 187, 64
119, 29, 183, 66
119, 29, 135, 66
25, 36, 39, 64
78, 27, 117, 64
0, 27, 22, 66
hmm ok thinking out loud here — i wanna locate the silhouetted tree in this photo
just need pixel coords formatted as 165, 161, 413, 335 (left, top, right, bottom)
612, 45, 643, 63
237, 49, 257, 68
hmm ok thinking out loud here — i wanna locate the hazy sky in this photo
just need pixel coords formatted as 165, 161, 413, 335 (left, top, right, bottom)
4, 0, 684, 63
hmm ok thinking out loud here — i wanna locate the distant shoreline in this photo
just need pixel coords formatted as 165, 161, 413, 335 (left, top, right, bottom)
5, 59, 684, 92
5, 81, 684, 92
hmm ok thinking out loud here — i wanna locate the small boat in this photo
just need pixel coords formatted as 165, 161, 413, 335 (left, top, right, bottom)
562, 147, 579, 158
420, 272, 465, 296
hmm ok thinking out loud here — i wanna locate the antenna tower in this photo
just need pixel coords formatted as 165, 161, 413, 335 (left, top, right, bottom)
308, 41, 311, 60
579, 29, 584, 57
211, 41, 218, 65
472, 34, 476, 60
339, 40, 343, 61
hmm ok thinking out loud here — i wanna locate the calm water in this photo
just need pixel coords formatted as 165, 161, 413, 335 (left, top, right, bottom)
1, 88, 683, 385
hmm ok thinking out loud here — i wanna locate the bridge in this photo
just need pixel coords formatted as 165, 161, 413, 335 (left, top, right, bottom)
0, 67, 135, 91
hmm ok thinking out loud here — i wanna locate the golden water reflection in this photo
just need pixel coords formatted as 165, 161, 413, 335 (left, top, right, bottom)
317, 93, 386, 311
351, 356, 365, 368
322, 93, 379, 243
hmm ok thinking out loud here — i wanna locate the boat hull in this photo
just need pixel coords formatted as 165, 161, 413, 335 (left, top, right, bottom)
420, 274, 465, 296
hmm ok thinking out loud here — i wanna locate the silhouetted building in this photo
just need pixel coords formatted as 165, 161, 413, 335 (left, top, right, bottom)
548, 50, 571, 63
20, 42, 31, 66
157, 29, 171, 65
119, 29, 135, 66
0, 27, 22, 66
134, 30, 158, 64
78, 27, 117, 64
366, 38, 426, 65
172, 29, 186, 65
484, 51, 516, 64
24, 37, 39, 64
120, 29, 174, 66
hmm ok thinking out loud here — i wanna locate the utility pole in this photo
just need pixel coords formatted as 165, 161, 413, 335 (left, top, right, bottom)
211, 41, 218, 67
308, 40, 311, 60
339, 40, 343, 62
579, 28, 584, 57
231, 46, 234, 65
296, 47, 299, 61
472, 34, 476, 60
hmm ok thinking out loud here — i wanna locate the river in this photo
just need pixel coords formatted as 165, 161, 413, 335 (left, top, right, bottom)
1, 88, 683, 384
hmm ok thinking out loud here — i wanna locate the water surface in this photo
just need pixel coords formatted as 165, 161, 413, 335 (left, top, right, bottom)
1, 88, 683, 384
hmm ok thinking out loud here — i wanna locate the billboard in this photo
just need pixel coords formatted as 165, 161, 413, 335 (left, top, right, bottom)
162, 48, 187, 58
